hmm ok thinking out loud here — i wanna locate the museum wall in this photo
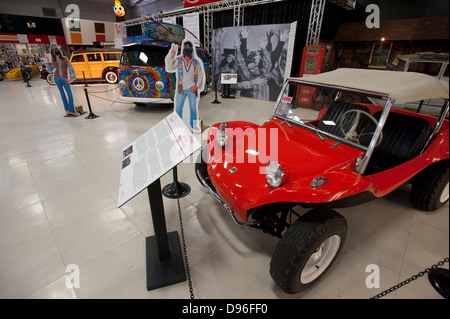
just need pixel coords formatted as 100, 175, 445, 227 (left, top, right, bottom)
319, 0, 449, 73
0, 0, 117, 22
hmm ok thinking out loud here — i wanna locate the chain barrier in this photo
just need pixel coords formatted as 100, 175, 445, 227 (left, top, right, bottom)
87, 93, 133, 105
80, 85, 132, 105
82, 85, 169, 105
370, 257, 449, 299
177, 198, 195, 299
84, 86, 120, 94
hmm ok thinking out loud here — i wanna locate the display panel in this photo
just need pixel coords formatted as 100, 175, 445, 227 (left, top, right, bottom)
117, 112, 201, 207
212, 22, 297, 101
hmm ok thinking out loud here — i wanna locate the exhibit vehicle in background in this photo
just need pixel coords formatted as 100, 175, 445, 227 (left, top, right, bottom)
49, 48, 122, 85
195, 68, 449, 294
118, 22, 210, 104
5, 64, 40, 80
395, 52, 449, 81
40, 62, 55, 85
0, 63, 8, 81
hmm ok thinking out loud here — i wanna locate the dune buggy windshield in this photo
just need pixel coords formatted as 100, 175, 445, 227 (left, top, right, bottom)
273, 80, 390, 151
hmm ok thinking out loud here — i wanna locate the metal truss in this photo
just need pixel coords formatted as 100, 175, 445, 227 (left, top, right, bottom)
327, 0, 356, 10
306, 0, 325, 46
203, 10, 214, 57
233, 4, 244, 27
305, 0, 356, 46
122, 0, 286, 57
122, 0, 359, 60
123, 0, 284, 26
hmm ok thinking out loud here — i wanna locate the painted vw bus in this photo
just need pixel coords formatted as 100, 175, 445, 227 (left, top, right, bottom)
118, 22, 210, 104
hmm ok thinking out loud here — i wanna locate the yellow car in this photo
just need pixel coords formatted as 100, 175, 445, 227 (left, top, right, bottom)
69, 48, 122, 84
6, 65, 40, 80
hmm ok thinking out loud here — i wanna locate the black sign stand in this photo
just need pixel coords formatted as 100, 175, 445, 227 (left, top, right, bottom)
145, 178, 186, 291
222, 84, 235, 99
83, 87, 99, 119
211, 81, 221, 104
162, 166, 190, 199
82, 71, 88, 87
428, 268, 449, 299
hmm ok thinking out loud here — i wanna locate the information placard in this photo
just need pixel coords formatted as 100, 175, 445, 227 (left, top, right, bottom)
221, 73, 238, 85
117, 112, 201, 207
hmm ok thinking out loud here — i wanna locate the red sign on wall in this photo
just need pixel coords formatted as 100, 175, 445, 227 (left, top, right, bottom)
183, 0, 220, 7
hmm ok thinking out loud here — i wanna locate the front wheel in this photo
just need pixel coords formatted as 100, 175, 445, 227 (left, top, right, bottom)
270, 208, 347, 294
47, 73, 55, 85
105, 71, 118, 84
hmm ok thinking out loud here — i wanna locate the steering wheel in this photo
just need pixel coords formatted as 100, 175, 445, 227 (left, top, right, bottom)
340, 109, 383, 147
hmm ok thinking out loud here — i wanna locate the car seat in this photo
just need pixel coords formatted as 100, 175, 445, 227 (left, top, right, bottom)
318, 100, 371, 138
360, 111, 431, 174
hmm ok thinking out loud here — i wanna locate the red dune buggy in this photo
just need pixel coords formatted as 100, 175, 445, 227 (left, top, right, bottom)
196, 68, 449, 293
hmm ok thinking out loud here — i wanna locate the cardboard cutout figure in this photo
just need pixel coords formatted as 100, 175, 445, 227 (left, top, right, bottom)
46, 44, 78, 116
165, 39, 205, 133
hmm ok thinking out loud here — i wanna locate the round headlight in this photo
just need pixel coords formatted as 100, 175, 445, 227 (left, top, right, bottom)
155, 81, 164, 90
265, 161, 284, 188
119, 80, 126, 89
216, 129, 227, 147
216, 123, 231, 147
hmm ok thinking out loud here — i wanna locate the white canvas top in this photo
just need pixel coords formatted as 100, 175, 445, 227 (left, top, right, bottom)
290, 68, 449, 104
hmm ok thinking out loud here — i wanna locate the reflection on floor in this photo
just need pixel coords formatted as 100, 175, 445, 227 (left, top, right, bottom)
0, 78, 448, 299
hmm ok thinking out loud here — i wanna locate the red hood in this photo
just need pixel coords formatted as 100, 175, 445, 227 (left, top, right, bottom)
207, 118, 365, 219
263, 120, 360, 177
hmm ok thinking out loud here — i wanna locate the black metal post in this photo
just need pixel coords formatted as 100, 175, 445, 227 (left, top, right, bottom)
145, 178, 186, 291
428, 268, 449, 299
147, 179, 170, 260
82, 71, 88, 87
162, 166, 190, 199
212, 81, 221, 104
83, 87, 99, 119
417, 100, 424, 113
223, 84, 235, 99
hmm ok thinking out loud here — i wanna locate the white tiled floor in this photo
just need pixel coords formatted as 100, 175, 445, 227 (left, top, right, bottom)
0, 77, 448, 299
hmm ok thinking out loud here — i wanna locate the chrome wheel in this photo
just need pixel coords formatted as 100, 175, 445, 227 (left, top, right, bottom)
300, 235, 341, 284
270, 208, 347, 294
440, 182, 449, 203
105, 71, 118, 84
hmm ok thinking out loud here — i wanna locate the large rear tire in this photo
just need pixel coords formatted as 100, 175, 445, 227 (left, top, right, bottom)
410, 161, 449, 211
270, 208, 347, 294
